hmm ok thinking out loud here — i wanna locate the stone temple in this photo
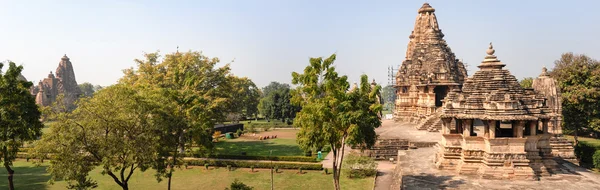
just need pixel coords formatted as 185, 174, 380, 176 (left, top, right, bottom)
434, 43, 562, 180
30, 54, 81, 107
394, 3, 468, 131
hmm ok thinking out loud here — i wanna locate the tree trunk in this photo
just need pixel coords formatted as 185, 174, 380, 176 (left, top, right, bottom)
4, 163, 15, 190
331, 145, 341, 190
574, 125, 579, 145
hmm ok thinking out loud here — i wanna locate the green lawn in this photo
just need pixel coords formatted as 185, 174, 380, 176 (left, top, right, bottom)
214, 138, 304, 157
565, 135, 600, 147
0, 161, 374, 190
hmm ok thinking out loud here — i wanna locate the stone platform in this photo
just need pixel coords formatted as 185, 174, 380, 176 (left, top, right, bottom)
396, 147, 600, 190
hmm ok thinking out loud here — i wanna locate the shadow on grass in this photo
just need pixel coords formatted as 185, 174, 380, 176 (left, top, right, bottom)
214, 139, 304, 156
0, 164, 51, 190
401, 174, 465, 190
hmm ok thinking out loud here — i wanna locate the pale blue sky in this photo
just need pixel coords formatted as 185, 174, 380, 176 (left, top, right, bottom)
1, 0, 599, 88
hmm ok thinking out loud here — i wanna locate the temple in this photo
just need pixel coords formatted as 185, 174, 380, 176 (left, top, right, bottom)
394, 3, 468, 131
30, 54, 81, 108
532, 67, 576, 163
435, 43, 559, 180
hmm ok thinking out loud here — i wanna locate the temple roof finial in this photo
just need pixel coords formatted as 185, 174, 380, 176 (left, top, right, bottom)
486, 42, 495, 55
479, 42, 505, 68
61, 54, 69, 60
540, 66, 550, 77
418, 3, 435, 13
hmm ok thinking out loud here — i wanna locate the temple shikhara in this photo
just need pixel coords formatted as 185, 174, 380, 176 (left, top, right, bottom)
30, 54, 81, 107
394, 3, 468, 132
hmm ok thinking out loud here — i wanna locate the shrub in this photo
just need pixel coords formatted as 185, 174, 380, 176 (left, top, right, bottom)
226, 179, 254, 190
575, 142, 597, 165
321, 146, 331, 152
250, 165, 255, 172
323, 168, 328, 175
263, 125, 272, 132
593, 150, 600, 169
298, 167, 303, 174
343, 153, 378, 179
227, 165, 232, 171
246, 124, 257, 133
200, 154, 318, 163
274, 166, 279, 173
236, 129, 243, 137
204, 163, 209, 170
183, 159, 323, 170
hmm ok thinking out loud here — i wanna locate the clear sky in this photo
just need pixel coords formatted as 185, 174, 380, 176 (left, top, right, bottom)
1, 0, 599, 88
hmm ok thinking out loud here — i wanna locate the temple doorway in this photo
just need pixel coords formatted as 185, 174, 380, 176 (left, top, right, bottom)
434, 86, 449, 107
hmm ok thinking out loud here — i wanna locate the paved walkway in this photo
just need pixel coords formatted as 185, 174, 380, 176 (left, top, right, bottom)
398, 147, 600, 190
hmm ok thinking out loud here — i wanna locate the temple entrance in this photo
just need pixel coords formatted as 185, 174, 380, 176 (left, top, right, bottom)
434, 86, 449, 107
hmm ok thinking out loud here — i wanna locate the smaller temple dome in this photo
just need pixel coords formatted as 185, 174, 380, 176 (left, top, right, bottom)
47, 71, 55, 78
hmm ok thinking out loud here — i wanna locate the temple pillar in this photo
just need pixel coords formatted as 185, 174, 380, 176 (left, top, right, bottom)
542, 119, 549, 134
483, 120, 490, 138
488, 120, 496, 139
442, 118, 452, 134
462, 119, 473, 137
529, 121, 537, 136
516, 121, 525, 138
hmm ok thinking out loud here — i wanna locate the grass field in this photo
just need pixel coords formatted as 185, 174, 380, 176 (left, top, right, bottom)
0, 161, 374, 190
213, 129, 305, 157
565, 135, 600, 148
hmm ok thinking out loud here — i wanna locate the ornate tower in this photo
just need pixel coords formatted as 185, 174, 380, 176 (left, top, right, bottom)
394, 3, 468, 128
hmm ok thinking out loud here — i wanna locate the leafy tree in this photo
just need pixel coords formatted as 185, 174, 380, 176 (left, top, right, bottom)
78, 82, 95, 97
227, 76, 261, 122
550, 52, 600, 142
291, 54, 382, 190
258, 82, 299, 122
519, 77, 533, 88
120, 51, 231, 190
380, 85, 396, 111
0, 62, 44, 190
35, 85, 161, 190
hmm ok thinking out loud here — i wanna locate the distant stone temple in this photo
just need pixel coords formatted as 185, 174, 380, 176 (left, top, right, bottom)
394, 3, 468, 131
435, 43, 560, 180
30, 55, 81, 107
532, 67, 576, 163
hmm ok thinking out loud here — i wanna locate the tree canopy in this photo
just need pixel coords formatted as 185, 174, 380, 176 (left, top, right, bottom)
291, 54, 382, 190
120, 51, 231, 190
227, 76, 261, 122
550, 52, 600, 138
258, 82, 299, 122
35, 85, 161, 190
0, 62, 44, 190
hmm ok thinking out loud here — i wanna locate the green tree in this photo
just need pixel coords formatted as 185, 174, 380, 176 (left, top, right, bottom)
35, 85, 161, 190
78, 82, 96, 97
227, 76, 261, 122
258, 82, 299, 122
0, 62, 44, 190
291, 54, 382, 190
519, 77, 533, 88
550, 53, 600, 142
120, 51, 231, 190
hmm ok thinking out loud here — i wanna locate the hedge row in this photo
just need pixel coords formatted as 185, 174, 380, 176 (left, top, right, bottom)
184, 159, 322, 170
203, 154, 318, 163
